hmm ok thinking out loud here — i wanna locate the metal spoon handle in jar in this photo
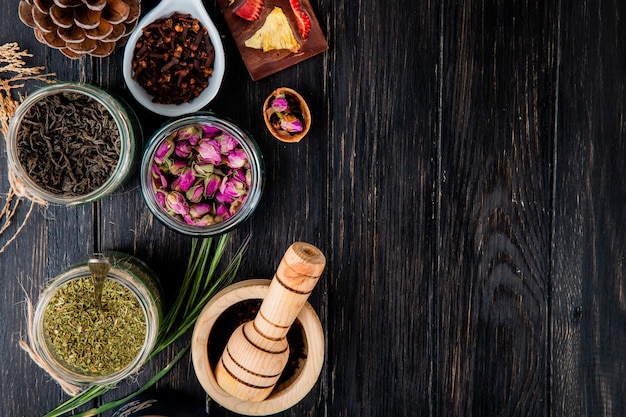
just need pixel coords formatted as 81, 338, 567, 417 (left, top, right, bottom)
89, 254, 111, 309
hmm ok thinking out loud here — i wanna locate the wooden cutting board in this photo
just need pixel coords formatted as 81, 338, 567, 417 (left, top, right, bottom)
216, 0, 328, 81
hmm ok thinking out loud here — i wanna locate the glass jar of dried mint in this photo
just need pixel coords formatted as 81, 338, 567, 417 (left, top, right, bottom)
31, 253, 162, 388
5, 82, 141, 206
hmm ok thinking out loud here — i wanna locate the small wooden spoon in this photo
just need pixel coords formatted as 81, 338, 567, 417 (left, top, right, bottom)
88, 254, 111, 309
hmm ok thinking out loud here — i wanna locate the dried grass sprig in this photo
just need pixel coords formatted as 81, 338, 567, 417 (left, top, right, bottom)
0, 42, 55, 142
0, 42, 55, 253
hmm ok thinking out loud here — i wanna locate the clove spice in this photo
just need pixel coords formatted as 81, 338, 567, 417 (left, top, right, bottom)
132, 13, 215, 105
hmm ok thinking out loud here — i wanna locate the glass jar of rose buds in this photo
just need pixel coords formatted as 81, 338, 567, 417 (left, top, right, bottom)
140, 113, 264, 236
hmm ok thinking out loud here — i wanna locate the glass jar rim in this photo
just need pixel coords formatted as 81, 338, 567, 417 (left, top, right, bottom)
6, 82, 137, 206
32, 263, 159, 387
140, 112, 265, 236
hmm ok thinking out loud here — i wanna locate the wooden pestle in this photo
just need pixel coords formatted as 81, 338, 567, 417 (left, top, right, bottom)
214, 242, 326, 402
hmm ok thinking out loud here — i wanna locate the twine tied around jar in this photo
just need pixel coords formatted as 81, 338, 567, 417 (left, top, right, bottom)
19, 296, 84, 396
0, 42, 55, 253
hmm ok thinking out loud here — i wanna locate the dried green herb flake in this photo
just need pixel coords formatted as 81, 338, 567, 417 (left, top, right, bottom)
43, 277, 146, 376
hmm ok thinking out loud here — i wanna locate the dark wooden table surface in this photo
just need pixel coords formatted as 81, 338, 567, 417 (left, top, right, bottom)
2, 0, 626, 416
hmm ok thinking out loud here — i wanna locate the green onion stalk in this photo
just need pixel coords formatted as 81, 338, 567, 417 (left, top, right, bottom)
43, 233, 249, 417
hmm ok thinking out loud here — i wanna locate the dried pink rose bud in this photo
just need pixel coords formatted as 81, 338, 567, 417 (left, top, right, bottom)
216, 203, 228, 218
229, 198, 243, 216
152, 163, 168, 188
154, 135, 175, 164
215, 203, 231, 221
202, 124, 220, 136
189, 203, 212, 218
271, 95, 289, 112
193, 213, 217, 226
231, 168, 246, 183
154, 188, 167, 208
175, 140, 192, 158
227, 148, 248, 169
171, 168, 196, 192
215, 177, 246, 204
245, 168, 252, 188
197, 139, 222, 165
279, 114, 304, 133
193, 162, 214, 178
166, 191, 189, 216
167, 158, 188, 176
177, 126, 201, 144
215, 190, 234, 204
217, 134, 239, 154
186, 180, 205, 203
204, 174, 221, 197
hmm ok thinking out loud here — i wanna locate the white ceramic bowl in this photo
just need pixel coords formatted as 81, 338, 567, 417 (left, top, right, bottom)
122, 0, 225, 117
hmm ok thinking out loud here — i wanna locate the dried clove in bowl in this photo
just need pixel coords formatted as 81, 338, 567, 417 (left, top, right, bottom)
5, 83, 141, 206
131, 13, 215, 105
122, 1, 225, 117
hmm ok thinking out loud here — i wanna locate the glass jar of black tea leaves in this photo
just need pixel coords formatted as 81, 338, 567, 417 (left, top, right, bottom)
6, 82, 141, 205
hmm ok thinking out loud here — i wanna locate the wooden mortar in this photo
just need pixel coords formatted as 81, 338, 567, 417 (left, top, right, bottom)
191, 279, 325, 415
214, 242, 325, 402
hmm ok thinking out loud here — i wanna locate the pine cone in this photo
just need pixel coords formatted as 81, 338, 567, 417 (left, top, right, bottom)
18, 0, 141, 59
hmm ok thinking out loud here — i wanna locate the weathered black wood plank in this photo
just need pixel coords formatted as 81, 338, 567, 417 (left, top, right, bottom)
552, 1, 626, 416
326, 1, 438, 415
438, 1, 558, 416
